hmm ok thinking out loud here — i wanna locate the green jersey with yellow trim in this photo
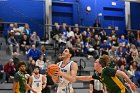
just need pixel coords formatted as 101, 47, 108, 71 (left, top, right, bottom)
14, 71, 26, 93
92, 67, 128, 93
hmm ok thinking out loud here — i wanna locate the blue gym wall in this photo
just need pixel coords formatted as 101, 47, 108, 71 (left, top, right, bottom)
52, 0, 125, 35
0, 0, 44, 37
0, 0, 126, 37
130, 2, 140, 30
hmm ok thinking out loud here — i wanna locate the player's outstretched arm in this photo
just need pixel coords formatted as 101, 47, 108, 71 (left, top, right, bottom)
116, 70, 137, 91
76, 76, 93, 81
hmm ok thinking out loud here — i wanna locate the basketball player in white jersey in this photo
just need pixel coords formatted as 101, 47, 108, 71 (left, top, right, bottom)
28, 66, 46, 93
52, 48, 78, 93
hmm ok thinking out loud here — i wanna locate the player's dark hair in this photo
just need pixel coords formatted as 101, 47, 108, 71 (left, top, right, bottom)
34, 66, 40, 69
18, 61, 26, 68
68, 48, 74, 58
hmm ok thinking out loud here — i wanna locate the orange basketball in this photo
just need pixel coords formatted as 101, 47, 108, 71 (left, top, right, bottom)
47, 64, 60, 76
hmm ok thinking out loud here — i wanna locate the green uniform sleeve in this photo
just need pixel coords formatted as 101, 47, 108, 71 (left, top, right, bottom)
103, 67, 117, 76
14, 73, 19, 82
92, 72, 99, 80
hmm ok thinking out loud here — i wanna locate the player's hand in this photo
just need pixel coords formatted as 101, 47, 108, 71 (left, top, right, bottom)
42, 84, 46, 89
32, 90, 37, 93
130, 83, 137, 91
54, 70, 62, 76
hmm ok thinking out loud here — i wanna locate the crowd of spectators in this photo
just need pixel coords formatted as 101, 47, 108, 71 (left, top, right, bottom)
0, 21, 139, 89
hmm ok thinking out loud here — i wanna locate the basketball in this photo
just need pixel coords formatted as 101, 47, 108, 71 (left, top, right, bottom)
47, 64, 60, 76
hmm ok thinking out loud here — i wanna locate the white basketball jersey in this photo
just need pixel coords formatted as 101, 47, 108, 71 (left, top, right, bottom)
31, 74, 43, 93
57, 61, 74, 93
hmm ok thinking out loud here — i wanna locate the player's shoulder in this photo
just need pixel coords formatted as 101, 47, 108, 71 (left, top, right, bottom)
70, 60, 77, 66
57, 61, 62, 66
14, 71, 20, 77
70, 61, 78, 70
102, 67, 116, 75
102, 67, 111, 73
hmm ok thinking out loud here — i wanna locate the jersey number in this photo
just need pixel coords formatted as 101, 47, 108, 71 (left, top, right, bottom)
36, 83, 39, 87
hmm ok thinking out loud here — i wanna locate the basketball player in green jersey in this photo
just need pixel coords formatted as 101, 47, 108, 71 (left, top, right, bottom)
13, 62, 37, 93
76, 55, 137, 93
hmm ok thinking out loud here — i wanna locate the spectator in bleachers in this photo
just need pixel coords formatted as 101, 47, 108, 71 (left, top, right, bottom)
127, 31, 135, 44
3, 23, 14, 44
93, 20, 101, 28
99, 29, 107, 43
111, 35, 118, 47
23, 23, 31, 37
81, 30, 86, 41
100, 40, 110, 56
90, 28, 96, 38
30, 31, 40, 47
58, 34, 67, 52
125, 44, 130, 55
40, 45, 48, 61
75, 38, 84, 56
44, 58, 51, 69
83, 37, 95, 58
134, 64, 140, 87
130, 61, 137, 72
135, 51, 140, 64
60, 24, 67, 40
93, 35, 101, 57
116, 55, 127, 68
118, 62, 129, 75
74, 27, 81, 39
66, 36, 74, 49
129, 44, 138, 57
67, 26, 74, 38
128, 65, 135, 80
127, 52, 135, 66
0, 64, 6, 83
26, 58, 36, 75
86, 27, 91, 37
36, 55, 45, 72
27, 44, 41, 61
110, 29, 117, 37
51, 24, 60, 42
116, 44, 127, 58
9, 30, 15, 37
20, 34, 30, 54
118, 35, 128, 47
4, 58, 16, 82
7, 24, 14, 37
107, 36, 112, 46
131, 52, 138, 62
12, 52, 20, 71
108, 46, 116, 58
13, 23, 21, 43
8, 33, 19, 55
